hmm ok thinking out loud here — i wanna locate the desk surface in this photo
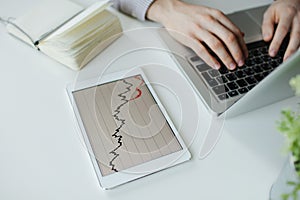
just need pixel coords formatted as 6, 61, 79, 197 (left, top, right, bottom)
0, 0, 298, 199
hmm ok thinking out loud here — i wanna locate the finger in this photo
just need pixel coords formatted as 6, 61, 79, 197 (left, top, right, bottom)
210, 9, 241, 35
194, 29, 237, 70
212, 10, 248, 59
262, 9, 275, 42
269, 14, 293, 57
203, 19, 245, 68
167, 28, 220, 69
187, 37, 221, 69
210, 22, 245, 67
283, 16, 300, 60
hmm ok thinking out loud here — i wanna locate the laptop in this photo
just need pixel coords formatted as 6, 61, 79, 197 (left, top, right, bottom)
159, 4, 300, 118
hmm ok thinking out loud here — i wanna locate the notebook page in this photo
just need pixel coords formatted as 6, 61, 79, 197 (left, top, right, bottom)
13, 0, 84, 43
49, 0, 111, 38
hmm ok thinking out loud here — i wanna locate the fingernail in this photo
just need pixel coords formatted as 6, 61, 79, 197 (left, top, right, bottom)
229, 63, 236, 70
238, 60, 244, 67
263, 33, 270, 39
269, 49, 277, 57
214, 63, 220, 70
284, 55, 289, 61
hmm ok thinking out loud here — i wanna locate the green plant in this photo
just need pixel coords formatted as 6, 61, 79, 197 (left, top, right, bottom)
290, 75, 300, 96
277, 75, 300, 200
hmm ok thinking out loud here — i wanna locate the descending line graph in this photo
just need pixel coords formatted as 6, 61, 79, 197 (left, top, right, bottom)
72, 75, 182, 177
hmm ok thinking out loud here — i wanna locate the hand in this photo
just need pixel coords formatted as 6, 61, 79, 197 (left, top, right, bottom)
147, 0, 248, 70
262, 0, 300, 61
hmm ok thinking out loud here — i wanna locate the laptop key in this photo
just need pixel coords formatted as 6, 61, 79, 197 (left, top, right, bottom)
245, 76, 257, 85
244, 68, 255, 75
202, 72, 218, 87
253, 65, 263, 73
253, 49, 261, 56
238, 87, 248, 94
227, 82, 239, 90
236, 79, 248, 87
254, 57, 263, 64
196, 64, 211, 72
248, 84, 256, 90
261, 63, 272, 70
261, 46, 268, 54
218, 93, 228, 100
254, 73, 265, 82
218, 66, 229, 74
216, 76, 228, 84
228, 90, 239, 97
245, 59, 256, 66
262, 55, 271, 62
270, 61, 279, 68
212, 85, 229, 95
208, 69, 221, 77
263, 70, 271, 77
225, 73, 237, 81
235, 70, 247, 78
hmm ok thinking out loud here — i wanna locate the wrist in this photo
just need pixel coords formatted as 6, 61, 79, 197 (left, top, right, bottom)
146, 0, 180, 24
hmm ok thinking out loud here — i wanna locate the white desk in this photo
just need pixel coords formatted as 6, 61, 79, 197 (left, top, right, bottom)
0, 0, 298, 199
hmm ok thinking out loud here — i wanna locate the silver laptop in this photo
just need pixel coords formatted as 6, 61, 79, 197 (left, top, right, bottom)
159, 4, 300, 118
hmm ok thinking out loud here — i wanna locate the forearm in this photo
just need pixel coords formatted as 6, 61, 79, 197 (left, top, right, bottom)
146, 0, 190, 25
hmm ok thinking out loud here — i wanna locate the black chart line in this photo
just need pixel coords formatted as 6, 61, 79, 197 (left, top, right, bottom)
109, 79, 134, 172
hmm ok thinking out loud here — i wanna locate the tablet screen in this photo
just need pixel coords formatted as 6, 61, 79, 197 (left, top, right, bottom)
72, 75, 183, 177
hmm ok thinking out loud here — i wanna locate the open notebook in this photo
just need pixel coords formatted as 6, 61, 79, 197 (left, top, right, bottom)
6, 0, 122, 70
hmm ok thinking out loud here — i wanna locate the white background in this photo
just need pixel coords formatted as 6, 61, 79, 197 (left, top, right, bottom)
1, 0, 298, 200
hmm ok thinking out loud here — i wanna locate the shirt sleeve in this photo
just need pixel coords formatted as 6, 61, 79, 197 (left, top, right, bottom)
112, 0, 155, 21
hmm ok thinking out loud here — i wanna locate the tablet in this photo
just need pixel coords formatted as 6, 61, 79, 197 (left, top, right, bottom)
67, 68, 191, 189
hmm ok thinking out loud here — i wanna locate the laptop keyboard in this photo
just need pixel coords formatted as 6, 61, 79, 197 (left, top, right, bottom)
188, 39, 288, 101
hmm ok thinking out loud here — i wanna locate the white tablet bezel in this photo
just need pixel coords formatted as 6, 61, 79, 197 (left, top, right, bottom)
66, 68, 191, 189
